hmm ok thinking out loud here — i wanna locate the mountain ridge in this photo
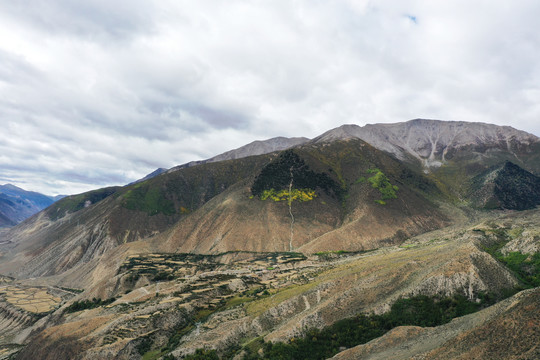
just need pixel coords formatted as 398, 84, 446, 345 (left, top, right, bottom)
168, 136, 309, 172
313, 119, 540, 169
133, 119, 540, 187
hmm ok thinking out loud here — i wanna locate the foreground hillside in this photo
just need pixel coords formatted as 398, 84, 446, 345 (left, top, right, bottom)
0, 119, 538, 359
332, 286, 539, 360
1, 208, 538, 359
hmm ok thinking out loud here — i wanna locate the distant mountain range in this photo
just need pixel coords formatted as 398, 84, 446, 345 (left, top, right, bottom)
0, 184, 64, 227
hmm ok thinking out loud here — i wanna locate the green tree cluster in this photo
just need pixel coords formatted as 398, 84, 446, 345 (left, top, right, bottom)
495, 251, 540, 287
65, 297, 116, 313
367, 168, 398, 204
122, 184, 176, 216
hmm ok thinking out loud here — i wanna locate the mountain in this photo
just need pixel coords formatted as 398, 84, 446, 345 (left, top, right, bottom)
0, 210, 15, 228
50, 194, 67, 202
0, 119, 538, 359
169, 136, 309, 170
130, 137, 309, 185
0, 184, 56, 227
130, 168, 168, 185
314, 119, 540, 201
314, 119, 539, 169
0, 138, 448, 280
469, 161, 540, 210
332, 287, 540, 360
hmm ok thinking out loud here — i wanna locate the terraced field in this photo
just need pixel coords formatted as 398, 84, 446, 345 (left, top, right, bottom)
0, 286, 61, 313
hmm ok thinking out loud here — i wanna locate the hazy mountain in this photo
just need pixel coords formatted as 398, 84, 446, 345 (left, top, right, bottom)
0, 120, 538, 359
0, 210, 15, 228
0, 184, 56, 226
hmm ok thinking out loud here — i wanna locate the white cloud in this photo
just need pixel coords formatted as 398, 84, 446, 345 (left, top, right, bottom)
0, 0, 539, 195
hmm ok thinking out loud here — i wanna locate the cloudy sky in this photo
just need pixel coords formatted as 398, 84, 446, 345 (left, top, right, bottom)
1, 1, 539, 195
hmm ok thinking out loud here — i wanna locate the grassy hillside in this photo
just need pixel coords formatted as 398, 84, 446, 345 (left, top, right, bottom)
47, 187, 121, 221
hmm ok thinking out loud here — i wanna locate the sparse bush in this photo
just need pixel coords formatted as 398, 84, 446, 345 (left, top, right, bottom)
495, 252, 540, 287
122, 185, 176, 216
136, 336, 153, 355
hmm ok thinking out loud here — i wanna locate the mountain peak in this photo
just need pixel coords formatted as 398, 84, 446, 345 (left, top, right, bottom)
169, 136, 310, 172
0, 184, 56, 226
0, 184, 24, 192
314, 119, 539, 169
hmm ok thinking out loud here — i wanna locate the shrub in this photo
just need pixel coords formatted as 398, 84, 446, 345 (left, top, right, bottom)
184, 349, 219, 360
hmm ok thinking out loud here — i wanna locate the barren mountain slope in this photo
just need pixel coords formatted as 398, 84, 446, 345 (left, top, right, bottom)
1, 120, 537, 281
0, 137, 449, 282
0, 120, 539, 360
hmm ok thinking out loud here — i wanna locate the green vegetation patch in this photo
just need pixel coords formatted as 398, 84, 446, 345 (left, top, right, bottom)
480, 226, 540, 288
49, 187, 119, 220
313, 250, 369, 261
142, 349, 163, 360
122, 184, 176, 216
367, 168, 398, 205
493, 251, 540, 288
260, 188, 316, 203
65, 297, 116, 313
182, 349, 219, 360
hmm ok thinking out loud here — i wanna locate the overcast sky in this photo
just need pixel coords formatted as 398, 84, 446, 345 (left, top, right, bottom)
1, 1, 539, 195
